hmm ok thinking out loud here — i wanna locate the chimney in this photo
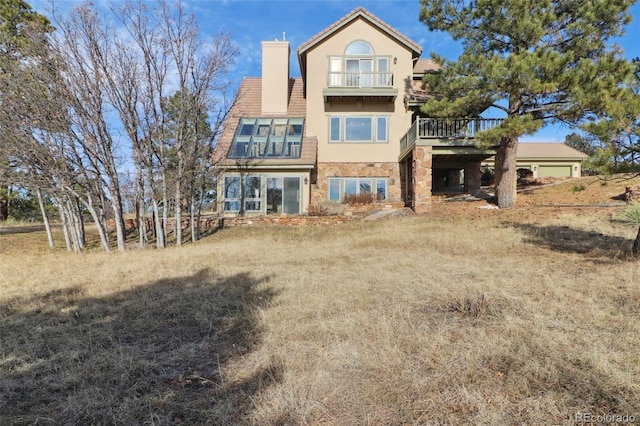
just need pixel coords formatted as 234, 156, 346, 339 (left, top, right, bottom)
261, 40, 290, 115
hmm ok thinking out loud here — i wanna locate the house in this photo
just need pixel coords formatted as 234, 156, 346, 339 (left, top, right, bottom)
212, 7, 502, 215
482, 143, 589, 179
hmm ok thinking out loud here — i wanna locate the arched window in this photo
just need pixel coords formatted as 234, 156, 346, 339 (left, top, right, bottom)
329, 40, 391, 87
345, 40, 374, 55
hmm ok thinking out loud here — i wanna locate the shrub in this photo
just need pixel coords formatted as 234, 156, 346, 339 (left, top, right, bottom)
446, 290, 500, 319
481, 167, 494, 185
572, 184, 586, 193
617, 202, 640, 225
307, 202, 346, 216
342, 192, 381, 205
307, 203, 330, 216
517, 168, 534, 179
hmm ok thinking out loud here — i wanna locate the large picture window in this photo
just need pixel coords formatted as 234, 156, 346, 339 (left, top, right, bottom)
223, 176, 262, 212
329, 115, 388, 143
327, 177, 388, 202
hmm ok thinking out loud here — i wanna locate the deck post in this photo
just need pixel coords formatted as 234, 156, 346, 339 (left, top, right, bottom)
464, 161, 482, 195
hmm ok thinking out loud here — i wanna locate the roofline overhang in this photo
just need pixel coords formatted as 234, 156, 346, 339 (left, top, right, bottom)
214, 163, 316, 170
297, 8, 422, 85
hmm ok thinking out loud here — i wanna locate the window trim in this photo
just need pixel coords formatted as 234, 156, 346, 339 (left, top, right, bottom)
222, 173, 305, 215
328, 115, 389, 143
327, 177, 388, 202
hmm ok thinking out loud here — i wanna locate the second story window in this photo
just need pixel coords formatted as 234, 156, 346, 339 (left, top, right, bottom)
328, 41, 392, 88
329, 115, 388, 143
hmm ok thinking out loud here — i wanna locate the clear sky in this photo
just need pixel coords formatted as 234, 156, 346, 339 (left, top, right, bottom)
29, 0, 640, 142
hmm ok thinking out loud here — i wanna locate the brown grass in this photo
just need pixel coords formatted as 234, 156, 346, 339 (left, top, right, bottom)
2, 177, 640, 424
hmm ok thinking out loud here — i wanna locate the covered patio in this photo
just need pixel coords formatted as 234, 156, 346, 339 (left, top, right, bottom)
399, 118, 501, 212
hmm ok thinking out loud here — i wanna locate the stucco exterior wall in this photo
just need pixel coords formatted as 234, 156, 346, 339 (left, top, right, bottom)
303, 19, 415, 164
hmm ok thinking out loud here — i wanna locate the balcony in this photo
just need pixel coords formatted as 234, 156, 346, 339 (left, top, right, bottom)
399, 118, 504, 159
323, 71, 397, 101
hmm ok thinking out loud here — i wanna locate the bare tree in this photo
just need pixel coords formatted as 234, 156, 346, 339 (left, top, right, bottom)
51, 5, 129, 251
111, 0, 236, 246
1, 1, 236, 251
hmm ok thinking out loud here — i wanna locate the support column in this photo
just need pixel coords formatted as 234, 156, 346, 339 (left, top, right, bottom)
448, 170, 462, 189
464, 161, 482, 195
412, 145, 432, 213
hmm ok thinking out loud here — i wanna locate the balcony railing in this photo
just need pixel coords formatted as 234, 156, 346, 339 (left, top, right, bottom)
400, 118, 504, 152
327, 71, 394, 88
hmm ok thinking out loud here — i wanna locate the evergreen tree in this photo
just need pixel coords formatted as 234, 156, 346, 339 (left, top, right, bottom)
580, 58, 640, 175
0, 0, 52, 221
419, 0, 635, 207
564, 133, 596, 157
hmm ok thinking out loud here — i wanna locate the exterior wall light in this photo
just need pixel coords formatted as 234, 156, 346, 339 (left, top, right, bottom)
393, 57, 397, 65
304, 177, 308, 185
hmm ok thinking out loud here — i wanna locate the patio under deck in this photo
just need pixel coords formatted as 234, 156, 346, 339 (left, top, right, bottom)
399, 118, 503, 212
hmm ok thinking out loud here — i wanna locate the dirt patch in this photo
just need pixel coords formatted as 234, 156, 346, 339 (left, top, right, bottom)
428, 175, 640, 221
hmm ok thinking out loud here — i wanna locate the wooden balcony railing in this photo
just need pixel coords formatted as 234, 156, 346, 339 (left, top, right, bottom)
400, 118, 504, 152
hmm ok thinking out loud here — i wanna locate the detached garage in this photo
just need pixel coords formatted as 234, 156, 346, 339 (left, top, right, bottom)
537, 164, 573, 178
483, 142, 589, 178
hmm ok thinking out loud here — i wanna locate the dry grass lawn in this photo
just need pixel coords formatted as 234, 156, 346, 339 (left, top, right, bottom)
2, 176, 640, 424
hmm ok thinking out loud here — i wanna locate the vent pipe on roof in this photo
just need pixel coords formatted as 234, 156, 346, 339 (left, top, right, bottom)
261, 40, 290, 115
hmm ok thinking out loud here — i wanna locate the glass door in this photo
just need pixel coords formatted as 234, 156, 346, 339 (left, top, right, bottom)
283, 177, 300, 214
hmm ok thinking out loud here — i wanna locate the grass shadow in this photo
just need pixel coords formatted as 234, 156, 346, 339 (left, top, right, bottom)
503, 221, 633, 262
0, 268, 280, 424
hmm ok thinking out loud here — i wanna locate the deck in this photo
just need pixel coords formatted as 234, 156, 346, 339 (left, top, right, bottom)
399, 118, 503, 160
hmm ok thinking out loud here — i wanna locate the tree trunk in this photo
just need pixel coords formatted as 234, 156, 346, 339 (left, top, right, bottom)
36, 188, 55, 249
175, 182, 182, 246
633, 226, 640, 257
495, 137, 519, 208
190, 195, 197, 243
162, 171, 169, 243
109, 195, 127, 252
146, 165, 165, 248
0, 199, 7, 221
67, 198, 84, 252
135, 160, 147, 248
58, 202, 73, 252
83, 194, 110, 252
75, 196, 85, 247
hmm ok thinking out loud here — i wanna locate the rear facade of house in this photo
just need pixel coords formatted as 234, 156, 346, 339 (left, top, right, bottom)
213, 7, 500, 216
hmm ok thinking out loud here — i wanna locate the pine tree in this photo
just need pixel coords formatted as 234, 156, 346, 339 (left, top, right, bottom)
0, 0, 52, 222
419, 0, 635, 208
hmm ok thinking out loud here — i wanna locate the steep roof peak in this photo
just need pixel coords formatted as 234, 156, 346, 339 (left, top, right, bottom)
297, 7, 422, 56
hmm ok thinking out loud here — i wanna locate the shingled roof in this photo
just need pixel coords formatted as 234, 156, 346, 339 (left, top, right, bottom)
212, 77, 317, 168
516, 143, 589, 160
297, 7, 423, 84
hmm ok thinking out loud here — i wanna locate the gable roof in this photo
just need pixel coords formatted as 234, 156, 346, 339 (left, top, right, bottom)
297, 7, 423, 83
516, 142, 589, 160
212, 77, 317, 168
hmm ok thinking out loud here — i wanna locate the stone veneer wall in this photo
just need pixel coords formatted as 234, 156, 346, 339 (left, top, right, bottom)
412, 146, 432, 213
312, 162, 401, 204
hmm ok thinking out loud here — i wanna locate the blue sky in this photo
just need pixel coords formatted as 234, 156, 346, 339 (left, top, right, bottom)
29, 0, 640, 142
